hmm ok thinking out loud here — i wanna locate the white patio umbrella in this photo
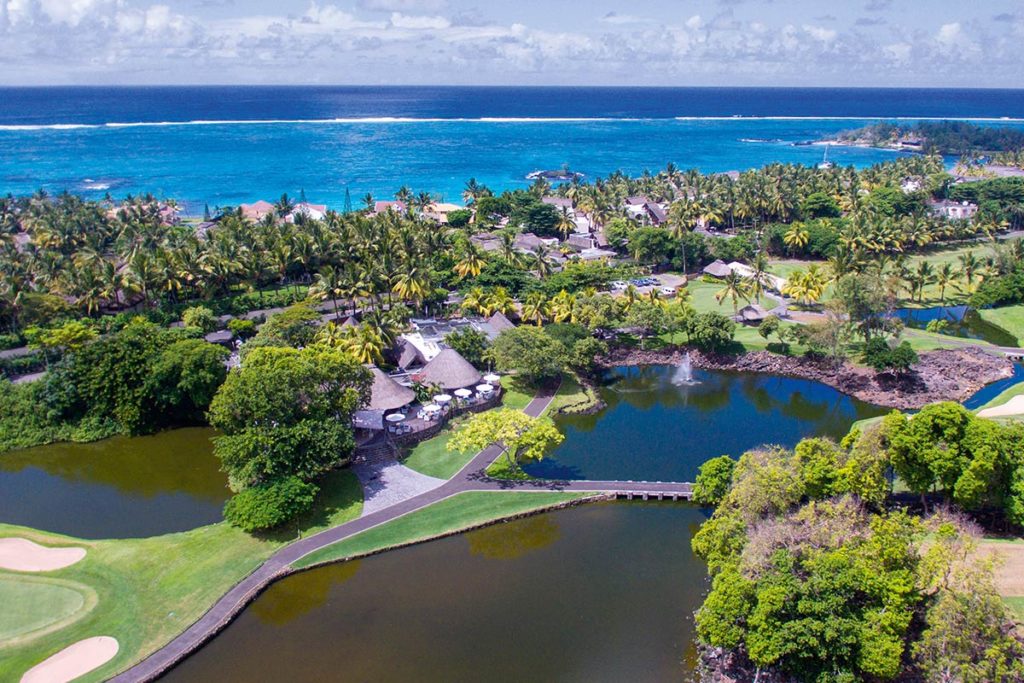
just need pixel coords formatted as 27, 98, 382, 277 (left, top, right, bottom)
483, 374, 501, 383
433, 394, 453, 404
424, 404, 442, 414
454, 388, 473, 399
476, 384, 494, 394
385, 413, 406, 423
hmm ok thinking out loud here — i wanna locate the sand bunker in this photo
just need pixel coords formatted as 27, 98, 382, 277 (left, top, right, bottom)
978, 395, 1024, 419
20, 636, 119, 683
0, 538, 86, 572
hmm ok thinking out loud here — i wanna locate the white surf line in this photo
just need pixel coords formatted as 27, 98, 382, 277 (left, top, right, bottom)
2, 115, 1023, 131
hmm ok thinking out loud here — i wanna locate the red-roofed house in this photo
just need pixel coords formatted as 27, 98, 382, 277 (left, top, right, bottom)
240, 200, 275, 221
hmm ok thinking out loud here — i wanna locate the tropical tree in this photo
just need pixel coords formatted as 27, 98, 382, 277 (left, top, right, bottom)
715, 271, 751, 315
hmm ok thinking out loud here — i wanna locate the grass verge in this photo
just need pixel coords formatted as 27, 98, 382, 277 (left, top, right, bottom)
293, 491, 592, 569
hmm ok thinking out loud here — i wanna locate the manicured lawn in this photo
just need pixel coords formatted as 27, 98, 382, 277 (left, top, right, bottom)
0, 469, 362, 682
500, 376, 534, 411
977, 304, 1024, 345
401, 427, 466, 480
293, 491, 591, 569
0, 576, 93, 643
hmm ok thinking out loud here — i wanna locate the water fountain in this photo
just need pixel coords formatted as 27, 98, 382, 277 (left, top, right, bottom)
672, 351, 699, 386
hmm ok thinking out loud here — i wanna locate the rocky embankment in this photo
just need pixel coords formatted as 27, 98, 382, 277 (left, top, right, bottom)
600, 346, 1013, 410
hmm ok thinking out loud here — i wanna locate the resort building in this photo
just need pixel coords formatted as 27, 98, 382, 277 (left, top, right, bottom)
928, 199, 978, 221
286, 202, 328, 222
413, 348, 483, 391
423, 202, 465, 224
624, 197, 668, 226
702, 259, 733, 278
372, 200, 407, 216
240, 200, 275, 222
398, 316, 513, 365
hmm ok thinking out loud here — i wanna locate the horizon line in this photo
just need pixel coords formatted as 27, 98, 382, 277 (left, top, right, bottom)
2, 84, 1024, 91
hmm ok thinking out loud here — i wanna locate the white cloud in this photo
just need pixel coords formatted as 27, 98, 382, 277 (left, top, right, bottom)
0, 0, 1021, 87
389, 11, 449, 30
600, 12, 650, 25
357, 0, 445, 11
803, 24, 837, 42
936, 21, 961, 44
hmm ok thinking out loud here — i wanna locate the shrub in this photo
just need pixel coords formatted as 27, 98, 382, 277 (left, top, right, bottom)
227, 318, 257, 339
0, 333, 24, 351
182, 305, 219, 333
444, 327, 490, 368
223, 476, 319, 532
686, 312, 736, 351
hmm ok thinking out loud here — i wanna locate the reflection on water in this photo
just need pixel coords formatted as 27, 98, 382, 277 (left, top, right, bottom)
0, 427, 229, 538
164, 503, 706, 683
525, 365, 886, 482
892, 306, 1019, 347
465, 514, 561, 560
250, 560, 362, 627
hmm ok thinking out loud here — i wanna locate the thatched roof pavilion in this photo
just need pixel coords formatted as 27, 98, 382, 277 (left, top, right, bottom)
738, 303, 771, 323
702, 259, 732, 278
368, 366, 416, 411
416, 348, 482, 390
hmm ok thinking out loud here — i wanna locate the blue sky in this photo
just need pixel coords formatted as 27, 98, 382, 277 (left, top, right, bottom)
0, 0, 1021, 86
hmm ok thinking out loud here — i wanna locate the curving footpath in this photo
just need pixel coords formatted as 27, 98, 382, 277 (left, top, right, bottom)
110, 385, 692, 682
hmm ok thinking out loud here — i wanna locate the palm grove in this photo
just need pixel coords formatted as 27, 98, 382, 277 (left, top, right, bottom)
1, 151, 1024, 614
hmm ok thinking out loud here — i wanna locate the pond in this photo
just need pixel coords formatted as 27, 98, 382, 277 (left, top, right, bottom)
891, 305, 1019, 347
163, 502, 707, 683
524, 365, 887, 482
0, 427, 229, 539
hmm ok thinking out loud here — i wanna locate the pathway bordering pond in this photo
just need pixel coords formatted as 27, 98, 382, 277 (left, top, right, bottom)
108, 383, 696, 683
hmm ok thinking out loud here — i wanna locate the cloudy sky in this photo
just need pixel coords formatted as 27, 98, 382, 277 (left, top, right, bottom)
1, 0, 1022, 86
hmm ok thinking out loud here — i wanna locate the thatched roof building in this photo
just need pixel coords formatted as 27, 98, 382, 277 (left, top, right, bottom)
738, 304, 771, 324
416, 349, 482, 390
368, 366, 416, 411
703, 259, 732, 278
486, 311, 515, 337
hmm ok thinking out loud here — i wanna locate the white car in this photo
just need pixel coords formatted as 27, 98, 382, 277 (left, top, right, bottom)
660, 287, 677, 297
611, 281, 627, 290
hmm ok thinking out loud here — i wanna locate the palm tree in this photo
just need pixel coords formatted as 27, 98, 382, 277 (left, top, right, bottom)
497, 230, 521, 267
520, 292, 549, 326
549, 290, 576, 323
392, 266, 431, 309
310, 265, 347, 319
455, 244, 486, 280
935, 262, 958, 303
556, 207, 576, 240
958, 251, 981, 291
528, 244, 555, 279
715, 271, 751, 316
783, 224, 810, 255
461, 286, 488, 316
748, 252, 772, 304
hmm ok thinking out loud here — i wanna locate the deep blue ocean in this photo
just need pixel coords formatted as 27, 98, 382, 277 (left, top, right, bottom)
2, 86, 1024, 212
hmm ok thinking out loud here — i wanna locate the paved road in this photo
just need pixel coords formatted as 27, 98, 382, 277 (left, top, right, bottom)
111, 384, 696, 682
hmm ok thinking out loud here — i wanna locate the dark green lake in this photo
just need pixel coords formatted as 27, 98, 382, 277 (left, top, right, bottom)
163, 502, 707, 683
525, 365, 887, 482
0, 427, 229, 538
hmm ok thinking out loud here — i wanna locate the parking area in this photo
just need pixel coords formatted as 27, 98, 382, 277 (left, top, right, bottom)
609, 273, 687, 298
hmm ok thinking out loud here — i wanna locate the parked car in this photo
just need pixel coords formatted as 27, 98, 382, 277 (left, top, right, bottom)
611, 280, 627, 290
660, 286, 677, 297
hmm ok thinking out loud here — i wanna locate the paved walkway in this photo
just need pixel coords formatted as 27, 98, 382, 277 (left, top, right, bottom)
352, 459, 445, 516
110, 383, 692, 682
